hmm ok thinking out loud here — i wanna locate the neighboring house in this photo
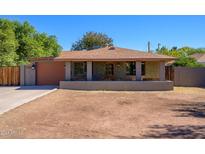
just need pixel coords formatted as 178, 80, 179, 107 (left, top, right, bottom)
29, 46, 176, 90
191, 53, 205, 65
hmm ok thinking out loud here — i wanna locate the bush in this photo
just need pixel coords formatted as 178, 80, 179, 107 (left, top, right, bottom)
157, 46, 205, 68
174, 56, 205, 68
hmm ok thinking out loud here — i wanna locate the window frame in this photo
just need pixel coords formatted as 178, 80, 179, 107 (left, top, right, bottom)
74, 62, 87, 76
126, 62, 136, 75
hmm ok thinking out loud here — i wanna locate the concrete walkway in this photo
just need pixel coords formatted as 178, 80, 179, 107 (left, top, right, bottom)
0, 86, 57, 114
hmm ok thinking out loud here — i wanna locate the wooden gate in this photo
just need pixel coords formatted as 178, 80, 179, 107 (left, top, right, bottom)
0, 66, 20, 86
165, 66, 174, 81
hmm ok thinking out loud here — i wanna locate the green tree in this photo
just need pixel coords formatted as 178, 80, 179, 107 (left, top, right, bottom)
157, 46, 185, 57
71, 32, 113, 51
0, 19, 18, 66
174, 56, 204, 68
156, 46, 169, 55
177, 47, 205, 55
0, 19, 62, 66
13, 21, 61, 64
34, 33, 61, 57
156, 45, 205, 68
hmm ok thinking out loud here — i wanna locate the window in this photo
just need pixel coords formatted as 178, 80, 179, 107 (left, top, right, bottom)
126, 62, 136, 75
74, 62, 86, 76
105, 63, 114, 75
126, 62, 145, 76
141, 62, 145, 75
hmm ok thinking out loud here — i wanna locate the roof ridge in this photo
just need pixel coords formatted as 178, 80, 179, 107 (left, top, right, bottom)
61, 46, 146, 53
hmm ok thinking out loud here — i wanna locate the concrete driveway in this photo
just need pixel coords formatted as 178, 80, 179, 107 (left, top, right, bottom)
0, 86, 57, 114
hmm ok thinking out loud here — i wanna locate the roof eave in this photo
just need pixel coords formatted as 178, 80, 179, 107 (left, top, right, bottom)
53, 57, 177, 62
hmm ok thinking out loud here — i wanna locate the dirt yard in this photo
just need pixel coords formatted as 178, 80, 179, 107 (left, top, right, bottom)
0, 87, 204, 139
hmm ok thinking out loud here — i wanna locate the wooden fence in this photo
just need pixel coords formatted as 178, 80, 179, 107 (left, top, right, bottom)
174, 67, 205, 87
0, 66, 20, 86
165, 66, 205, 87
165, 66, 174, 81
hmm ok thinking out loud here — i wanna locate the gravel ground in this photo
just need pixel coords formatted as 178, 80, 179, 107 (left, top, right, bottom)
0, 87, 204, 139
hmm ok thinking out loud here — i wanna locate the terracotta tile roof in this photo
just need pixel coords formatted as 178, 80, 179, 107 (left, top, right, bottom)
191, 53, 205, 62
32, 46, 176, 62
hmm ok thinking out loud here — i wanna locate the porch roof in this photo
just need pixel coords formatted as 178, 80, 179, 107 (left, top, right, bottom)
32, 46, 176, 62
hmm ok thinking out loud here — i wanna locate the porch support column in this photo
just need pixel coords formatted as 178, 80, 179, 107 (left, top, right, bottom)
65, 62, 71, 80
87, 61, 92, 81
159, 61, 165, 81
135, 61, 142, 81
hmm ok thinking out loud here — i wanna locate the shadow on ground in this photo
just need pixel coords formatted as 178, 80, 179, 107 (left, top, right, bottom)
16, 86, 57, 90
143, 102, 205, 138
143, 125, 205, 139
172, 102, 205, 118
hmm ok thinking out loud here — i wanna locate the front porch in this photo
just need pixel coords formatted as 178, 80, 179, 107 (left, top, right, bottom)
61, 61, 173, 91
64, 61, 166, 81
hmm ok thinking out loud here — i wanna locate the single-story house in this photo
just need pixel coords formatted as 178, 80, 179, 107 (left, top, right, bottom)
27, 46, 176, 90
191, 53, 205, 65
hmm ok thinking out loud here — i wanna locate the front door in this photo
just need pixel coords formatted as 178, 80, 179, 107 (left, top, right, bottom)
105, 63, 114, 80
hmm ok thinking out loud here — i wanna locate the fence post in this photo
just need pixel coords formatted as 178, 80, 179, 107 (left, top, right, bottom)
20, 65, 25, 86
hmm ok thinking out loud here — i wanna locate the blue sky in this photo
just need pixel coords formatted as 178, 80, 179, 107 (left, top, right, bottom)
0, 15, 205, 51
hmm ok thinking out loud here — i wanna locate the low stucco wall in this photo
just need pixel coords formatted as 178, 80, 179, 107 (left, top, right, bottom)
20, 64, 36, 86
59, 81, 173, 91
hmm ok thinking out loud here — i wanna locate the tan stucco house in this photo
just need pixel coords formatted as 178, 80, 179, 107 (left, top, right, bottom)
29, 46, 176, 90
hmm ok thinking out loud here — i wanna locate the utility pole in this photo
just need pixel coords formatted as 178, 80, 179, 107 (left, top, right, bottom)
157, 43, 161, 51
148, 41, 151, 53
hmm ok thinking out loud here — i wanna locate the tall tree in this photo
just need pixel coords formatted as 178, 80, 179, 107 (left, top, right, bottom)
0, 19, 62, 66
0, 19, 18, 66
71, 32, 113, 51
34, 33, 61, 57
13, 21, 37, 63
13, 21, 62, 64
